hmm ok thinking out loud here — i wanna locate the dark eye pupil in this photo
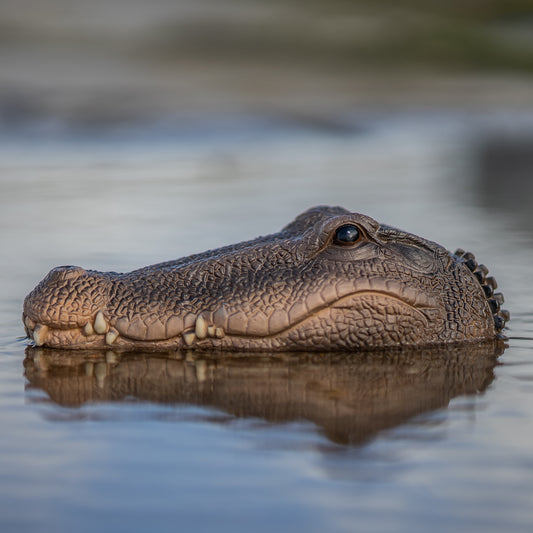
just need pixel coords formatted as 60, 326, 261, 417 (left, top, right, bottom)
334, 224, 360, 245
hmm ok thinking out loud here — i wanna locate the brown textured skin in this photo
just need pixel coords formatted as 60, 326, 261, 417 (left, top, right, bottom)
22, 206, 506, 351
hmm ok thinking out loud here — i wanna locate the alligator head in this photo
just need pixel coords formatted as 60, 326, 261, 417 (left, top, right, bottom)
22, 206, 509, 351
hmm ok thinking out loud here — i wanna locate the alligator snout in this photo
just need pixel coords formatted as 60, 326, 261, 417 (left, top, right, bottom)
23, 265, 110, 346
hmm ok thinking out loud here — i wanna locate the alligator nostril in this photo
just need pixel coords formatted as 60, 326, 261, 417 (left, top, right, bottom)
48, 265, 86, 281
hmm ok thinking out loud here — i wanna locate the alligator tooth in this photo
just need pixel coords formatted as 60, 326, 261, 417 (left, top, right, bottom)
195, 315, 208, 339
105, 329, 119, 345
500, 309, 510, 322
207, 326, 215, 337
33, 324, 49, 346
84, 321, 95, 336
183, 332, 196, 346
215, 327, 225, 339
94, 311, 107, 334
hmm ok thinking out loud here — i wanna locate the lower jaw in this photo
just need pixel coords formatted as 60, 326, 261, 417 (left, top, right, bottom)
26, 328, 286, 352
27, 326, 193, 351
25, 297, 446, 351
26, 325, 438, 352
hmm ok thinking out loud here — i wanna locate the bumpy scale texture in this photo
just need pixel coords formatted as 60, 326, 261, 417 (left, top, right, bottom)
22, 206, 509, 351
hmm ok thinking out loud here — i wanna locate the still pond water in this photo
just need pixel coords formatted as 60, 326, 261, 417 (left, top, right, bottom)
1, 112, 533, 532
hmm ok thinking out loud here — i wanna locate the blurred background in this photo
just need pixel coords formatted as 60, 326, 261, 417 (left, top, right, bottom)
3, 4, 533, 533
1, 0, 533, 268
2, 0, 533, 297
2, 0, 533, 125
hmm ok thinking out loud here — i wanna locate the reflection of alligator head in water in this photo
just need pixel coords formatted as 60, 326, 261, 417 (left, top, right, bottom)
23, 206, 509, 351
24, 342, 504, 445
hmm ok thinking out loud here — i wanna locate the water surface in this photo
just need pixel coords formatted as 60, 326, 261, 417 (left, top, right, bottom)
1, 113, 533, 532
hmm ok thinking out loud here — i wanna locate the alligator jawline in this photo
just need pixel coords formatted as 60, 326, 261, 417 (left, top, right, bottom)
24, 289, 442, 351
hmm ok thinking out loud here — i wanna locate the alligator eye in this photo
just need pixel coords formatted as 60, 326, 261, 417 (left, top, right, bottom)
333, 224, 361, 246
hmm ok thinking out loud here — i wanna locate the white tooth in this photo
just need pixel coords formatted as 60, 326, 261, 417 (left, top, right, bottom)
33, 324, 49, 346
195, 315, 208, 339
215, 327, 225, 339
94, 311, 107, 334
183, 332, 196, 346
84, 322, 95, 336
207, 326, 215, 337
105, 329, 119, 345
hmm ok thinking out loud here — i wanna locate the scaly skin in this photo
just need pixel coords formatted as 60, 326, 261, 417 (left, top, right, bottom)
22, 206, 509, 351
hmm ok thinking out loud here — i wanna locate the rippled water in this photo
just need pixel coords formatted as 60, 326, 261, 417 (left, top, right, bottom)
1, 113, 533, 532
